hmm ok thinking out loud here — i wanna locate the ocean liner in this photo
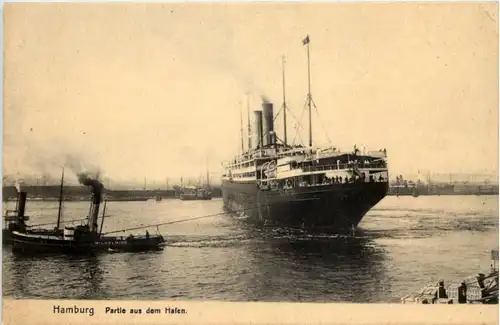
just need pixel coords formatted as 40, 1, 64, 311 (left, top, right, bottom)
220, 36, 389, 233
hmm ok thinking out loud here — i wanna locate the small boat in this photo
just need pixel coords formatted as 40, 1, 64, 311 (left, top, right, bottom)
10, 169, 166, 255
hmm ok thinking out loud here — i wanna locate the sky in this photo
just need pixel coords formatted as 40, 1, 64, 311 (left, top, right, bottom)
3, 2, 499, 186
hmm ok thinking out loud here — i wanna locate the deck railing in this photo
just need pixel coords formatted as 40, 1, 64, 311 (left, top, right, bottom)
301, 161, 386, 173
224, 161, 387, 179
259, 176, 387, 190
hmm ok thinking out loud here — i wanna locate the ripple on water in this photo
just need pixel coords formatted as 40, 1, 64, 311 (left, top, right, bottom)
2, 196, 498, 302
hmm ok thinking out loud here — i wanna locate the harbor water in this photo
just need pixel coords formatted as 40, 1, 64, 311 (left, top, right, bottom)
2, 195, 498, 302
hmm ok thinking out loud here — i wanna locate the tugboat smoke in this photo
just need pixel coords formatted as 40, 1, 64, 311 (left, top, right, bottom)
77, 172, 104, 204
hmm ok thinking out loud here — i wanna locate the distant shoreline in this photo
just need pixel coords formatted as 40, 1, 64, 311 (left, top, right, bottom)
2, 194, 497, 203
1, 184, 497, 202
1, 185, 223, 201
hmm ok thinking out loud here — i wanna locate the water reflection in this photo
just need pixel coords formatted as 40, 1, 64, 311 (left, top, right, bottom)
3, 196, 496, 302
103, 251, 167, 299
4, 250, 107, 299
240, 227, 391, 302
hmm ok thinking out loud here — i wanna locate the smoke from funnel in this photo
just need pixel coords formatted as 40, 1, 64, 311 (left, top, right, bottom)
77, 172, 104, 204
261, 95, 270, 103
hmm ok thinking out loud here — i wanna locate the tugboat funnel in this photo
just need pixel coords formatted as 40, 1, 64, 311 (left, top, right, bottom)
77, 173, 104, 233
17, 191, 27, 219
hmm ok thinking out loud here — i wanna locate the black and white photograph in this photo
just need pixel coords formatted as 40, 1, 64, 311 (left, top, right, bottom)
2, 1, 498, 319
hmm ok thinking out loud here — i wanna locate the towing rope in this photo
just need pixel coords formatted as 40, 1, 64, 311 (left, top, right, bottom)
29, 216, 113, 228
102, 206, 260, 235
25, 205, 264, 234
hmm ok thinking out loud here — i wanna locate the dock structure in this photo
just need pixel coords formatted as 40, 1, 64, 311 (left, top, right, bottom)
401, 250, 499, 304
492, 249, 499, 272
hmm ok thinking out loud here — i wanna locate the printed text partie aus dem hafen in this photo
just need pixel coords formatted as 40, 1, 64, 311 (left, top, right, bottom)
53, 305, 187, 316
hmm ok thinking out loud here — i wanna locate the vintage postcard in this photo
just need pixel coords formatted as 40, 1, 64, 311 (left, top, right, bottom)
2, 2, 499, 325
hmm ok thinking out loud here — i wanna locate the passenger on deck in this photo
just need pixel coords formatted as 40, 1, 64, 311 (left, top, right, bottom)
437, 280, 447, 299
458, 282, 467, 303
146, 230, 150, 239
283, 180, 289, 189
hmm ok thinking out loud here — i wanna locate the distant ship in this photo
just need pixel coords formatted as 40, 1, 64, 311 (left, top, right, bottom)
220, 35, 389, 233
179, 186, 212, 201
105, 197, 149, 202
179, 166, 213, 201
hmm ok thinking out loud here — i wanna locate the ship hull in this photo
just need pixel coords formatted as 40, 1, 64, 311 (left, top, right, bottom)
3, 228, 62, 245
10, 231, 165, 255
221, 180, 388, 233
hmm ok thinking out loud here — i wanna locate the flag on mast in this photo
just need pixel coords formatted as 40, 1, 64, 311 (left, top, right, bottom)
302, 35, 310, 45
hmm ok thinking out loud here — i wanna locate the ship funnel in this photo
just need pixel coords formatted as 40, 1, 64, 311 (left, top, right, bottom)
17, 191, 27, 219
262, 102, 275, 147
78, 173, 104, 233
253, 110, 264, 149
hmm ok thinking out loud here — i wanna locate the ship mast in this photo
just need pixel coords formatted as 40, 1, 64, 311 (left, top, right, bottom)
205, 155, 210, 188
282, 56, 288, 146
303, 34, 313, 147
246, 94, 251, 150
239, 101, 244, 152
99, 200, 107, 234
56, 167, 64, 230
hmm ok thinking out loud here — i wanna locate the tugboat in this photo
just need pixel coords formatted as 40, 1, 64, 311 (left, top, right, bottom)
3, 177, 66, 245
10, 170, 165, 255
